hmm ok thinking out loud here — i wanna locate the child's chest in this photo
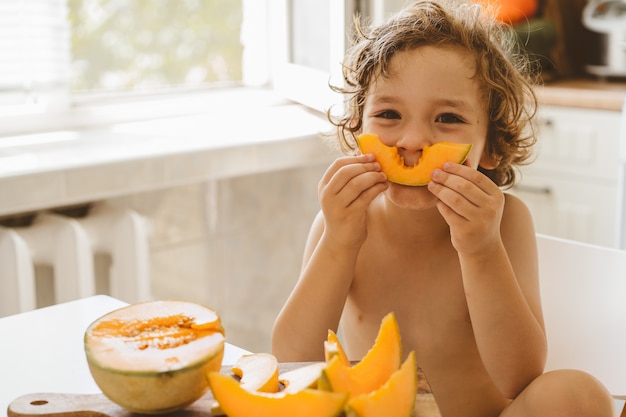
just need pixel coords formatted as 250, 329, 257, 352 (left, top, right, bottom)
347, 237, 474, 358
353, 234, 464, 307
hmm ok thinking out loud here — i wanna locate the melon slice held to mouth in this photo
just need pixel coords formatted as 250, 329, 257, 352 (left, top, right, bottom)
356, 132, 472, 186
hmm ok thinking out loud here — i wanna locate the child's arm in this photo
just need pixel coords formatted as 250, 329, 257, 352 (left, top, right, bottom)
271, 154, 387, 362
429, 163, 546, 399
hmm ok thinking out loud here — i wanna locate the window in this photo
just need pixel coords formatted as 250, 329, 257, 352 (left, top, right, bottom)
0, 0, 71, 110
0, 0, 408, 137
0, 0, 245, 126
68, 0, 244, 93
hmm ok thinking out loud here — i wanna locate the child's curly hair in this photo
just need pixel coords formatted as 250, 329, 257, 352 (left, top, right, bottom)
329, 0, 539, 188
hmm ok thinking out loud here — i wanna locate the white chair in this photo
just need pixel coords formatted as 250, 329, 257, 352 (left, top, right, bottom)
537, 233, 626, 415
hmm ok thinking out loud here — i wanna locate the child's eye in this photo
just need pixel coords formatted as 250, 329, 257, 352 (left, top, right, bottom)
375, 110, 400, 120
436, 113, 465, 124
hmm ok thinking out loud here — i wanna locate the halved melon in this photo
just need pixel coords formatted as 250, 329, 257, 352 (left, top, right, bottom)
345, 351, 418, 417
319, 312, 402, 398
84, 300, 225, 414
357, 133, 472, 186
208, 371, 347, 417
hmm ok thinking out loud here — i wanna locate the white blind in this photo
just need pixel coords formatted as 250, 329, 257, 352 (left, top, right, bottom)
0, 0, 70, 106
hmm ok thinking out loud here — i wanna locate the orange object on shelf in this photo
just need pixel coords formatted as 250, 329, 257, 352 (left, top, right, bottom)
476, 0, 538, 24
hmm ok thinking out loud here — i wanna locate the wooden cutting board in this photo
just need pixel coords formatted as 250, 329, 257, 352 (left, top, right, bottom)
8, 363, 441, 417
7, 363, 306, 417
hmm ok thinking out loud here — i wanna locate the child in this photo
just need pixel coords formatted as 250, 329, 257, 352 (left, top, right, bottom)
271, 1, 615, 416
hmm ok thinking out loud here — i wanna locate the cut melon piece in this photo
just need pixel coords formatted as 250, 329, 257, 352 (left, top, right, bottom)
208, 372, 347, 417
84, 300, 225, 414
232, 353, 280, 393
279, 362, 326, 393
357, 132, 472, 186
345, 351, 418, 417
324, 329, 350, 366
211, 352, 281, 415
319, 312, 402, 398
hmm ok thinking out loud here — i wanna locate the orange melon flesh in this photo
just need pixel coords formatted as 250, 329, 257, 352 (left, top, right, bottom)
319, 312, 402, 398
324, 329, 350, 366
208, 372, 348, 417
211, 352, 281, 415
357, 133, 472, 186
345, 351, 418, 417
84, 300, 225, 414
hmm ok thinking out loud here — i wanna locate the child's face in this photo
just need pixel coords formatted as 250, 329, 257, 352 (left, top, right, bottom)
361, 45, 493, 210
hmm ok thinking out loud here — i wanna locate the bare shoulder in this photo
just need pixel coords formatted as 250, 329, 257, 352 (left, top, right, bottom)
501, 192, 541, 311
309, 209, 325, 237
502, 192, 532, 217
501, 192, 535, 240
300, 210, 325, 272
501, 192, 538, 268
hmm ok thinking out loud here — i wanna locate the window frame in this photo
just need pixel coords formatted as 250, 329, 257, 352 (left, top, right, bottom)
267, 0, 408, 116
268, 0, 357, 117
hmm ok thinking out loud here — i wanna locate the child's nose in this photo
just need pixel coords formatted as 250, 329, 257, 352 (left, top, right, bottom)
395, 129, 432, 153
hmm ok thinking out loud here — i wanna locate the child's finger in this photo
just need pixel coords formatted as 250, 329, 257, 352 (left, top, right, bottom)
441, 162, 496, 196
320, 154, 377, 187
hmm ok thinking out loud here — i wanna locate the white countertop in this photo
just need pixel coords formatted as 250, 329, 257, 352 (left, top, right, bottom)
0, 295, 251, 417
535, 78, 626, 111
0, 92, 335, 217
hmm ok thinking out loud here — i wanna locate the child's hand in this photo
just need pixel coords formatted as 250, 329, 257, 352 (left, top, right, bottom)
318, 154, 388, 251
428, 161, 505, 256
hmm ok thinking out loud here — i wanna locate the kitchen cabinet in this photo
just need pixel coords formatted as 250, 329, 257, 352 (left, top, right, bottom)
511, 105, 623, 247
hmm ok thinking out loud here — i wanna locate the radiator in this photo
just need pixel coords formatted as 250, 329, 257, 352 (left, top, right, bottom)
0, 204, 151, 317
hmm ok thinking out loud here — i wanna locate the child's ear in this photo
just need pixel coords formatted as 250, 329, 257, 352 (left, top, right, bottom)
479, 151, 500, 170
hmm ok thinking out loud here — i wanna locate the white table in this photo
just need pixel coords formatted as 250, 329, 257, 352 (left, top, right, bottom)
0, 295, 251, 417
